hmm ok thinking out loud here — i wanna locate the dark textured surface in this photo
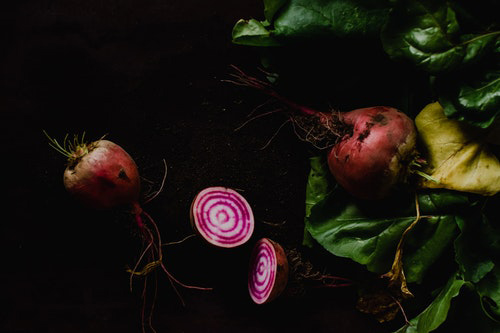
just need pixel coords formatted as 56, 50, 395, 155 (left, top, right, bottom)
1, 2, 398, 332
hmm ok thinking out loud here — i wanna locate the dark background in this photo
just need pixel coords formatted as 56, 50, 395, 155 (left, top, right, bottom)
1, 1, 434, 332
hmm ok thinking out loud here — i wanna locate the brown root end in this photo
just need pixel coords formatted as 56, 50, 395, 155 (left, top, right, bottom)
285, 249, 353, 297
290, 111, 349, 150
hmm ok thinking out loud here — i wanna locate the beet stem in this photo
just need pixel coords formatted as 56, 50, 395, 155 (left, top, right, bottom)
227, 65, 319, 117
135, 213, 145, 229
228, 66, 345, 148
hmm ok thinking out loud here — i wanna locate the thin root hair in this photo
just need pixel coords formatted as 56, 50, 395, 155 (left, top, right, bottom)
234, 107, 284, 132
259, 118, 292, 150
144, 159, 168, 204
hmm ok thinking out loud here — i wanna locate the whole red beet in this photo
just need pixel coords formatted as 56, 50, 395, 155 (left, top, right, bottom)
63, 139, 142, 211
228, 68, 418, 200
328, 106, 417, 200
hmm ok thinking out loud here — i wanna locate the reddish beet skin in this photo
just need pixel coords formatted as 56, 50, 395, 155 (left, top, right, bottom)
63, 139, 141, 211
328, 106, 417, 200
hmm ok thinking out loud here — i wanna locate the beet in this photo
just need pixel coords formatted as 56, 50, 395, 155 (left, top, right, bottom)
190, 186, 255, 248
248, 238, 289, 304
63, 139, 142, 211
228, 67, 418, 200
45, 133, 211, 331
328, 106, 417, 200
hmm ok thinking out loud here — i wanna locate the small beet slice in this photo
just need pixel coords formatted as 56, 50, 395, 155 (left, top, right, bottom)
190, 187, 254, 248
248, 238, 289, 304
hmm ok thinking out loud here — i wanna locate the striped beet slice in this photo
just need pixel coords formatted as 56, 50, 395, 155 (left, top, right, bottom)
248, 238, 289, 304
190, 187, 254, 248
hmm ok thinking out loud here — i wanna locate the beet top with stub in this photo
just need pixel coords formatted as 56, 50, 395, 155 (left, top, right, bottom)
62, 139, 142, 211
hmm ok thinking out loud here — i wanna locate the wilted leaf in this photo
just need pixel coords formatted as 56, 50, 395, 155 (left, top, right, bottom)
415, 102, 500, 196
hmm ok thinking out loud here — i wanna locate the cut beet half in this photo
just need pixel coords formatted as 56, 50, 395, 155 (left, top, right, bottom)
190, 187, 254, 248
248, 238, 289, 304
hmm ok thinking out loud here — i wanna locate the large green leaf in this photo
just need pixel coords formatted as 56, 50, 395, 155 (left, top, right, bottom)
403, 215, 458, 284
436, 62, 500, 128
381, 0, 499, 73
305, 187, 468, 279
394, 274, 467, 333
271, 0, 391, 39
232, 0, 391, 46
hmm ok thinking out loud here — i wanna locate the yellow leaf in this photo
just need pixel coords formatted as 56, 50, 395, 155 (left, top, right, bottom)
415, 102, 500, 196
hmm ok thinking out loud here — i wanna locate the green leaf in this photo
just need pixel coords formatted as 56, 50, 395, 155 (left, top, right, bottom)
476, 265, 500, 322
454, 214, 498, 283
232, 0, 391, 46
263, 0, 287, 23
303, 156, 334, 247
304, 156, 333, 218
306, 188, 467, 276
272, 0, 391, 40
232, 19, 281, 46
394, 274, 466, 333
436, 63, 500, 128
461, 33, 500, 66
454, 209, 500, 321
403, 215, 458, 284
381, 0, 499, 73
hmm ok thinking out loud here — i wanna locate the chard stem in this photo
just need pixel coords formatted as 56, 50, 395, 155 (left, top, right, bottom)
414, 170, 440, 183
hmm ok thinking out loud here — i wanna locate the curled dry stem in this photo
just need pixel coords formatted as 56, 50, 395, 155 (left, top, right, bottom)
382, 193, 422, 298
